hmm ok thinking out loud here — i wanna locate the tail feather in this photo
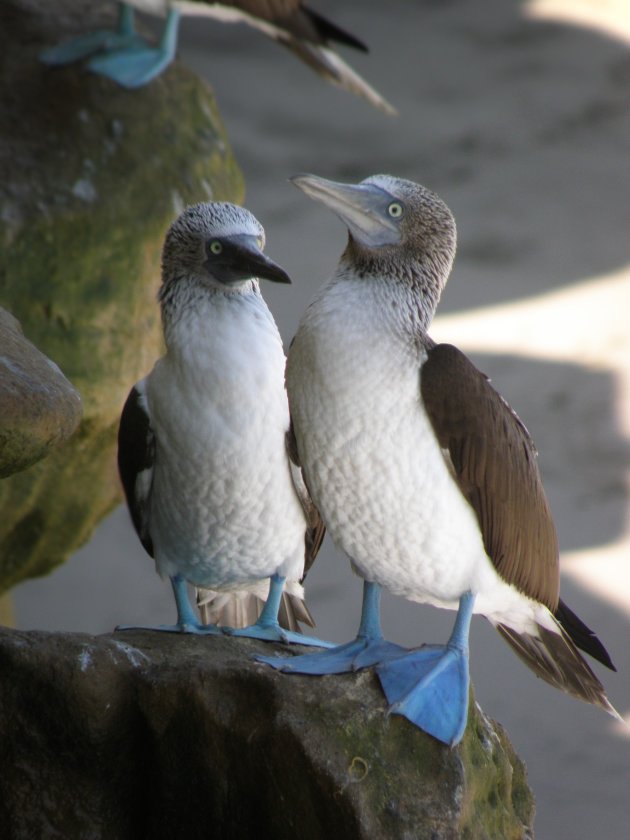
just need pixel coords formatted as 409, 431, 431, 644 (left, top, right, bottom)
279, 41, 397, 115
555, 599, 616, 671
196, 580, 315, 633
497, 622, 621, 720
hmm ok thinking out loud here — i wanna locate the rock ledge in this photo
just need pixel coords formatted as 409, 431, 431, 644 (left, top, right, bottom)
0, 628, 535, 839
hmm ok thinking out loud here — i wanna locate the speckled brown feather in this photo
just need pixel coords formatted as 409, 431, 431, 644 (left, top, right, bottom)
286, 419, 326, 579
421, 342, 560, 611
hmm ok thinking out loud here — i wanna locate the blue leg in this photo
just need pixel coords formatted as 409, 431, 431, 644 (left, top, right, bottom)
40, 4, 145, 66
376, 591, 475, 746
87, 8, 181, 88
256, 580, 408, 673
227, 575, 335, 648
116, 574, 223, 635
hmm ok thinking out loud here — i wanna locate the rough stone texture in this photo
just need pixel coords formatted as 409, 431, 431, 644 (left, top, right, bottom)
0, 628, 535, 839
0, 0, 244, 590
0, 307, 82, 477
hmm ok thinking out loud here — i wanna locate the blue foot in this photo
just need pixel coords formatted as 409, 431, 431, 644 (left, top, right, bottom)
115, 573, 224, 634
87, 46, 172, 88
40, 4, 144, 66
40, 30, 147, 65
256, 634, 408, 674
377, 643, 470, 746
227, 622, 335, 648
376, 591, 476, 746
225, 573, 334, 648
87, 8, 180, 88
256, 579, 408, 672
115, 621, 224, 635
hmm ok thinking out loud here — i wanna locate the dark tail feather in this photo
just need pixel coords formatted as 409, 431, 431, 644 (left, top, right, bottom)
304, 6, 368, 52
555, 599, 616, 671
196, 586, 315, 633
497, 622, 621, 720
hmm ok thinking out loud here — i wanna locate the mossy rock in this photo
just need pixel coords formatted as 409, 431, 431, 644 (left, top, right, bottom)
0, 628, 536, 838
0, 0, 244, 591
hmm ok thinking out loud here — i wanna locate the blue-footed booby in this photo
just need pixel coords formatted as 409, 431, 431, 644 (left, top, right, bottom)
259, 173, 620, 745
40, 1, 395, 114
117, 200, 332, 647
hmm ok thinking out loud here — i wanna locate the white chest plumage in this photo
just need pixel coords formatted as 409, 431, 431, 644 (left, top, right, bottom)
146, 290, 306, 588
287, 277, 529, 619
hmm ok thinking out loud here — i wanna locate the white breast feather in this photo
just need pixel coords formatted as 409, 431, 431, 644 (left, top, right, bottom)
146, 292, 306, 589
287, 278, 551, 635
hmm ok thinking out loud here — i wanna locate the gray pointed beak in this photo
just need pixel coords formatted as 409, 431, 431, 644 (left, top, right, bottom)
209, 234, 291, 285
290, 174, 401, 248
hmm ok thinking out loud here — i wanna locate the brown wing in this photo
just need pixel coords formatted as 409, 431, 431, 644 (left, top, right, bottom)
286, 419, 326, 579
229, 1, 367, 50
420, 343, 559, 610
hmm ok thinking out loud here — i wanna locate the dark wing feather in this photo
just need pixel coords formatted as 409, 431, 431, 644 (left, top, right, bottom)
212, 0, 395, 113
117, 381, 154, 557
286, 418, 326, 579
420, 343, 559, 610
554, 599, 616, 670
229, 1, 367, 50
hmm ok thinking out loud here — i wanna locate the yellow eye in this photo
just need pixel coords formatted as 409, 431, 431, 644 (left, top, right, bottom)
209, 240, 223, 255
388, 202, 403, 218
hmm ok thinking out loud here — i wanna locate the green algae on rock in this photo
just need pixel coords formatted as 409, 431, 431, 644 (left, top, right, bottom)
0, 0, 244, 592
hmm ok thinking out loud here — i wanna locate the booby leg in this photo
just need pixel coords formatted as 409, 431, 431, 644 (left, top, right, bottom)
376, 592, 475, 746
40, 4, 145, 67
116, 574, 223, 635
256, 580, 408, 673
227, 574, 335, 648
87, 9, 181, 88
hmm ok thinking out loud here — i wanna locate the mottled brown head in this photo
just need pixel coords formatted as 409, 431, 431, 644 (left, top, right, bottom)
291, 174, 457, 327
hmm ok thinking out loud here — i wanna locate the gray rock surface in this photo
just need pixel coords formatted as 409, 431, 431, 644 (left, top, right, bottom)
0, 627, 534, 839
0, 0, 243, 590
0, 307, 82, 477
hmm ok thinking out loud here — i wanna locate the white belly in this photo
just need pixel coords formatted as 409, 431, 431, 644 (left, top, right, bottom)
146, 295, 306, 589
287, 281, 548, 631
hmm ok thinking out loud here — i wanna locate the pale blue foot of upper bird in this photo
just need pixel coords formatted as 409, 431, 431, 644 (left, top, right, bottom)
116, 573, 223, 635
256, 580, 408, 672
40, 4, 145, 66
376, 591, 475, 746
87, 8, 181, 88
227, 574, 335, 648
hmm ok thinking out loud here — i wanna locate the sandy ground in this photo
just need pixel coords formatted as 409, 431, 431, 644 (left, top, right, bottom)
12, 1, 630, 836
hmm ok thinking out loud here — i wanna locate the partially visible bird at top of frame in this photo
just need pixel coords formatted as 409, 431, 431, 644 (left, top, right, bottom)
116, 199, 334, 648
40, 1, 396, 114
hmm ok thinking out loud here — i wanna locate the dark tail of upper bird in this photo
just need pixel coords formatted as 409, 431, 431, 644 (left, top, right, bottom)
497, 606, 620, 720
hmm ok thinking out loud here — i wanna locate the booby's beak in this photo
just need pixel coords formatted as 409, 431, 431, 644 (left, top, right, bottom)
206, 234, 292, 285
291, 174, 402, 248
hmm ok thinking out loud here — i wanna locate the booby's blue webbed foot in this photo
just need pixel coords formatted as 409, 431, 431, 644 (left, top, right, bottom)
226, 573, 334, 648
256, 579, 407, 672
377, 643, 470, 746
115, 573, 225, 635
256, 634, 408, 673
376, 591, 475, 746
39, 4, 144, 66
87, 8, 180, 88
227, 622, 335, 648
115, 620, 225, 635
